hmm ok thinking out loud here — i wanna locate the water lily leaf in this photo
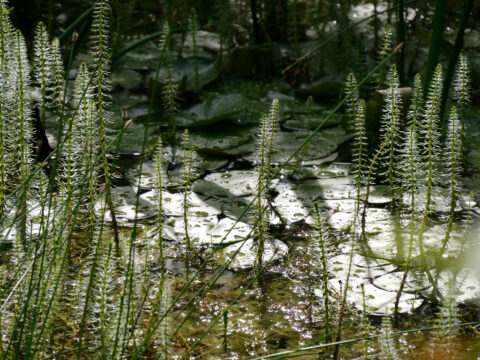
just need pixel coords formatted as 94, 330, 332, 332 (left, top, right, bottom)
326, 252, 423, 314
438, 268, 480, 303
115, 123, 160, 155
187, 124, 253, 151
295, 80, 343, 100
150, 57, 221, 92
95, 186, 156, 222
219, 238, 288, 270
162, 215, 219, 244
192, 171, 259, 198
244, 126, 352, 165
112, 69, 142, 90
171, 30, 221, 59
177, 94, 247, 127
221, 196, 254, 223
273, 188, 312, 223
207, 217, 253, 244
140, 190, 222, 218
283, 113, 342, 131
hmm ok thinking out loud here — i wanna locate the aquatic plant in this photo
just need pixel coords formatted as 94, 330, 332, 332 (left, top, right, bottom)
453, 50, 470, 149
435, 273, 460, 357
439, 106, 462, 255
254, 99, 279, 267
344, 73, 359, 126
381, 313, 401, 360
418, 64, 443, 214
154, 140, 165, 276
352, 98, 368, 190
89, 0, 119, 244
376, 24, 392, 88
314, 202, 331, 340
182, 129, 196, 273
376, 65, 402, 202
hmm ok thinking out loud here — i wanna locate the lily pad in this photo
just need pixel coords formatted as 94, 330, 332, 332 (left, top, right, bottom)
94, 186, 156, 222
273, 188, 312, 223
207, 217, 253, 244
221, 196, 254, 222
187, 124, 254, 151
112, 69, 142, 90
295, 79, 343, 100
326, 252, 423, 314
192, 171, 259, 198
150, 57, 221, 92
162, 215, 219, 244
115, 123, 160, 155
140, 190, 223, 218
220, 238, 288, 270
177, 94, 247, 127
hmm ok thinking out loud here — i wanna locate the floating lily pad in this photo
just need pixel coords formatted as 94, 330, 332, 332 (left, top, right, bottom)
192, 171, 259, 198
221, 196, 254, 222
94, 186, 156, 222
438, 268, 480, 303
326, 252, 423, 314
115, 123, 160, 155
112, 69, 142, 90
283, 113, 342, 131
177, 94, 247, 127
273, 188, 312, 223
295, 79, 343, 99
140, 190, 222, 218
187, 124, 253, 151
220, 238, 288, 270
162, 215, 219, 244
207, 217, 253, 244
244, 126, 352, 165
150, 57, 221, 92
171, 30, 221, 59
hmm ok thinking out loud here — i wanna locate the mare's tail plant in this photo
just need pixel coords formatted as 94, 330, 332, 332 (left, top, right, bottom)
452, 50, 470, 155
439, 106, 462, 256
376, 24, 392, 89
381, 313, 401, 360
89, 0, 119, 245
65, 62, 99, 239
418, 64, 443, 214
376, 65, 402, 203
255, 99, 279, 267
12, 29, 34, 243
32, 22, 55, 128
154, 140, 165, 276
435, 272, 460, 357
344, 73, 359, 126
162, 23, 179, 142
314, 203, 331, 340
352, 98, 368, 205
394, 124, 421, 321
182, 129, 195, 274
0, 5, 13, 219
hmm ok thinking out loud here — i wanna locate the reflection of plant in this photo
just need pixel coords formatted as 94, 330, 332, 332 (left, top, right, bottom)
154, 140, 165, 276
381, 313, 401, 360
435, 273, 460, 357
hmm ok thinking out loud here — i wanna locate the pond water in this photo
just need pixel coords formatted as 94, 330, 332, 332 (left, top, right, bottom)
2, 1, 480, 359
